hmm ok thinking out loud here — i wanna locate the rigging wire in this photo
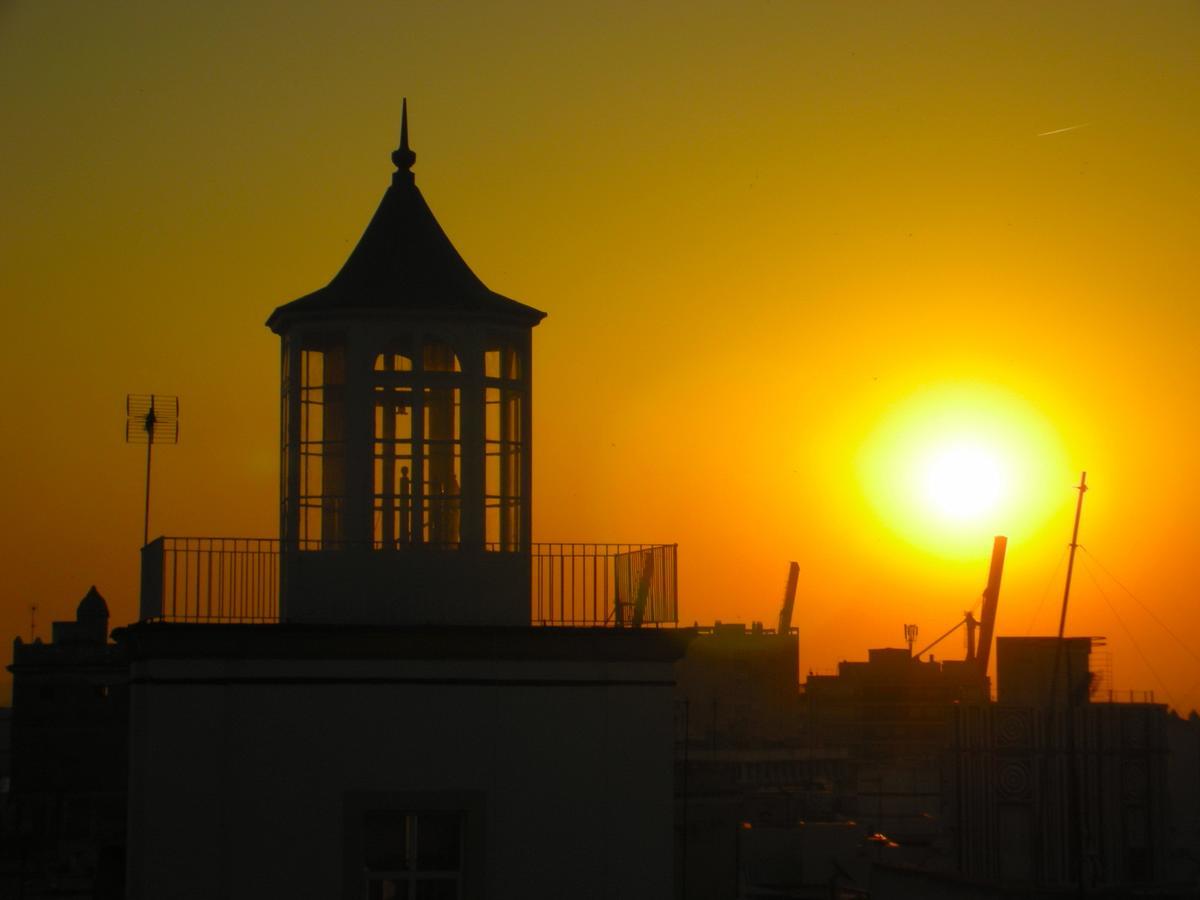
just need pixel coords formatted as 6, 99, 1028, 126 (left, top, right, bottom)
1025, 544, 1068, 636
1078, 555, 1178, 711
913, 616, 967, 660
1079, 545, 1200, 666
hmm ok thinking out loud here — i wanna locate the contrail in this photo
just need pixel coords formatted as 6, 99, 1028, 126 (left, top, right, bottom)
1038, 123, 1091, 137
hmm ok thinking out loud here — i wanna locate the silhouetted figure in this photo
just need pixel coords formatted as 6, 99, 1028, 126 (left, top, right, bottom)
446, 471, 460, 546
399, 466, 411, 546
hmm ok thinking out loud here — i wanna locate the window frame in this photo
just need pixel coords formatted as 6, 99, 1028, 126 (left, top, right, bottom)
343, 790, 485, 900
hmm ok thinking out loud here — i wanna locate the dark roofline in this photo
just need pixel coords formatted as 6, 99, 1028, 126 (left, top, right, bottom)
114, 621, 694, 665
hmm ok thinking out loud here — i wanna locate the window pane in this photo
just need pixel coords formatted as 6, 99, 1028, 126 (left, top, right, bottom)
372, 386, 414, 547
296, 336, 346, 548
364, 811, 409, 870
422, 387, 461, 545
423, 340, 460, 373
415, 879, 458, 900
484, 343, 521, 380
374, 351, 414, 373
485, 386, 523, 550
416, 812, 462, 870
367, 879, 409, 900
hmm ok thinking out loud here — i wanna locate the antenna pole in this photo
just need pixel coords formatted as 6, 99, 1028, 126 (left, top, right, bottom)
126, 393, 176, 548
142, 399, 157, 548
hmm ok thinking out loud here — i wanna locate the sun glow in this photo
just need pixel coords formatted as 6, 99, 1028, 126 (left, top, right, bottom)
919, 440, 1007, 522
857, 383, 1070, 557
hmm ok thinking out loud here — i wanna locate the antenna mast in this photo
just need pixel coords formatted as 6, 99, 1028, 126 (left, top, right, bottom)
126, 394, 179, 547
1048, 471, 1089, 898
1055, 471, 1088, 645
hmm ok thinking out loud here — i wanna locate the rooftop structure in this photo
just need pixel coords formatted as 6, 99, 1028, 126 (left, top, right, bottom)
137, 104, 676, 630
118, 105, 691, 900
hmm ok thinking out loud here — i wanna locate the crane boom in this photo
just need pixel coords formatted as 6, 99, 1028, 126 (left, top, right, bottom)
975, 535, 1007, 676
777, 562, 799, 632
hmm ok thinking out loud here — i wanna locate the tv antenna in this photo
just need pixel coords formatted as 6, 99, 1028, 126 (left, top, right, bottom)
126, 394, 179, 547
904, 623, 919, 656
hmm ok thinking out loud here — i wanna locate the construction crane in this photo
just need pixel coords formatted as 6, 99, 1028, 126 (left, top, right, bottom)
777, 562, 800, 632
913, 535, 1007, 674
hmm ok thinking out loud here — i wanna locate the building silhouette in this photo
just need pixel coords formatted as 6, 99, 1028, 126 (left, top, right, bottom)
6, 588, 127, 898
120, 104, 692, 900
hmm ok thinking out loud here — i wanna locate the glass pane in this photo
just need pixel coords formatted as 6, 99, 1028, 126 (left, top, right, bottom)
367, 878, 409, 900
422, 387, 461, 545
485, 386, 523, 550
364, 811, 409, 870
374, 352, 414, 373
416, 812, 462, 870
503, 347, 521, 380
415, 879, 458, 900
296, 336, 346, 548
485, 343, 521, 380
372, 386, 415, 547
423, 340, 460, 373
485, 387, 500, 442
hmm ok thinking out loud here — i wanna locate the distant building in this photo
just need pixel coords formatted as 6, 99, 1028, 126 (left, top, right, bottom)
675, 621, 801, 751
995, 635, 1097, 707
7, 587, 127, 898
802, 646, 989, 854
951, 635, 1181, 894
672, 622, 813, 900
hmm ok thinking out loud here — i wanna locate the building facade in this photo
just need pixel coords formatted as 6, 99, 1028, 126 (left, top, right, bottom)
122, 105, 690, 900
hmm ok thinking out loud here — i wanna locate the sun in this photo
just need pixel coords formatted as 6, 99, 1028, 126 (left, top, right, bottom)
856, 382, 1069, 557
919, 440, 1007, 522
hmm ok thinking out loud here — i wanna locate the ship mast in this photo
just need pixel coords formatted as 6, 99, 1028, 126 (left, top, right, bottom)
1049, 471, 1089, 898
1056, 471, 1088, 647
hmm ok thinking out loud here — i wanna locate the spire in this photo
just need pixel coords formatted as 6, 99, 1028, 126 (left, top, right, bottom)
266, 103, 547, 331
391, 97, 417, 182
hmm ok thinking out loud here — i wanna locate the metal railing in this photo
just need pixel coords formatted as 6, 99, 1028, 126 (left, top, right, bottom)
1096, 689, 1157, 704
140, 538, 677, 627
140, 537, 280, 622
531, 543, 678, 626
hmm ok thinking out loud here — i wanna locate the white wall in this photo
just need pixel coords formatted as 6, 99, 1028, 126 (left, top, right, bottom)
127, 652, 677, 900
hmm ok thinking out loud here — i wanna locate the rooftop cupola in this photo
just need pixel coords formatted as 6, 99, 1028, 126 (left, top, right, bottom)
267, 101, 546, 626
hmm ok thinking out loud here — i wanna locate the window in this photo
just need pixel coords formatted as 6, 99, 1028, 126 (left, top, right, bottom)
297, 335, 346, 548
483, 343, 524, 551
423, 340, 460, 374
483, 345, 520, 380
344, 791, 481, 900
374, 347, 414, 374
373, 385, 414, 547
363, 811, 464, 900
421, 386, 460, 546
372, 339, 416, 548
370, 337, 463, 548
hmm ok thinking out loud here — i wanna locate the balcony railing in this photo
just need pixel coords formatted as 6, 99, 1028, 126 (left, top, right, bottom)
531, 543, 676, 626
140, 537, 280, 623
140, 537, 677, 627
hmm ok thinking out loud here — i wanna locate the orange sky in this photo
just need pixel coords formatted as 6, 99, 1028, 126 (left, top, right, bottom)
2, 2, 1198, 709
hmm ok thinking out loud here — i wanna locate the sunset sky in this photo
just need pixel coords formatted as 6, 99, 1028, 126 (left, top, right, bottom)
2, 2, 1197, 709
